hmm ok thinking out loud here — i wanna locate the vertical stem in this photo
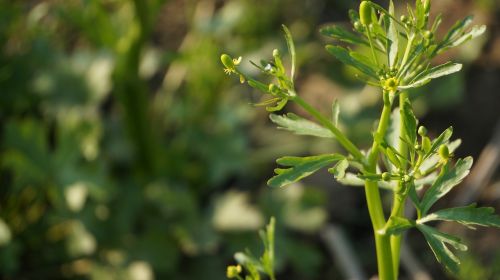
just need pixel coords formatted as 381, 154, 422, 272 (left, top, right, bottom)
390, 91, 409, 278
365, 91, 394, 280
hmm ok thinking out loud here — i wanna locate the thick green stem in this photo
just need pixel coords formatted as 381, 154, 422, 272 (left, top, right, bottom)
293, 95, 364, 161
365, 91, 394, 280
390, 91, 410, 278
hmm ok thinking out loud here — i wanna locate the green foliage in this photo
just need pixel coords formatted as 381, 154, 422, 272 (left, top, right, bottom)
269, 113, 333, 138
227, 217, 277, 280
417, 224, 468, 274
221, 0, 498, 278
268, 154, 344, 188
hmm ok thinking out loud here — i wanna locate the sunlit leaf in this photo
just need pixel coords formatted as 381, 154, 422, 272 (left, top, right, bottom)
420, 157, 473, 215
269, 113, 334, 138
400, 62, 462, 89
419, 204, 500, 229
417, 224, 467, 274
268, 154, 344, 188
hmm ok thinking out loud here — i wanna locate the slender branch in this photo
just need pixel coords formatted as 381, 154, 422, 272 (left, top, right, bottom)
293, 95, 364, 161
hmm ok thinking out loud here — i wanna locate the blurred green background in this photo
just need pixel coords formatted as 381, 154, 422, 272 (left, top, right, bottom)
1, 0, 499, 279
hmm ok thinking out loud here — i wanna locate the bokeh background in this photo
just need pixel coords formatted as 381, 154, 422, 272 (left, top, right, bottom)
1, 0, 499, 279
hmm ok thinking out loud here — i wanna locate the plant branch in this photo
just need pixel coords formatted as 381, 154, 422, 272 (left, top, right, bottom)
293, 95, 364, 161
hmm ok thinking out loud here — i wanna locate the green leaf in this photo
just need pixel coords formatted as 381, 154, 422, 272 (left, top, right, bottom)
282, 25, 296, 80
385, 216, 414, 235
420, 139, 461, 173
320, 25, 369, 47
417, 224, 467, 274
325, 45, 378, 79
265, 98, 288, 112
441, 16, 474, 45
420, 157, 473, 215
400, 62, 462, 89
328, 158, 349, 179
422, 127, 453, 162
248, 79, 270, 93
387, 0, 398, 68
268, 154, 344, 188
419, 204, 500, 229
331, 99, 340, 127
269, 113, 334, 138
401, 99, 417, 148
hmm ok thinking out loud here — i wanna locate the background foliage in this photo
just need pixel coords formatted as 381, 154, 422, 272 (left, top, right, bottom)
0, 0, 499, 279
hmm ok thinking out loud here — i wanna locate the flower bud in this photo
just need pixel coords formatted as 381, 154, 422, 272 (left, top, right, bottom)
438, 144, 450, 160
423, 30, 433, 40
354, 21, 365, 32
220, 54, 234, 69
382, 172, 391, 181
359, 1, 373, 26
226, 265, 242, 278
273, 49, 280, 58
418, 126, 427, 136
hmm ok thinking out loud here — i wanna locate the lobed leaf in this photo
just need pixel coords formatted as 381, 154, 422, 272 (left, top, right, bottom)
268, 154, 344, 188
269, 113, 334, 138
420, 157, 473, 215
325, 45, 379, 79
417, 224, 467, 274
419, 204, 500, 229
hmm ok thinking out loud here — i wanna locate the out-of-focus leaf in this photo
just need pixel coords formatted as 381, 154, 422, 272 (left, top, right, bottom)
282, 25, 296, 80
420, 157, 473, 215
325, 45, 379, 79
417, 224, 467, 274
268, 154, 343, 188
320, 25, 369, 47
419, 204, 500, 229
331, 99, 340, 127
269, 113, 334, 138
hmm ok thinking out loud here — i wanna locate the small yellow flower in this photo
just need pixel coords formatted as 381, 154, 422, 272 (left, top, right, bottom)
226, 265, 242, 279
382, 77, 399, 92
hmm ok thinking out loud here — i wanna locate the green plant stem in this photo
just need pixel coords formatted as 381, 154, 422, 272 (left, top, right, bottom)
365, 91, 394, 280
390, 91, 410, 278
293, 95, 364, 161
